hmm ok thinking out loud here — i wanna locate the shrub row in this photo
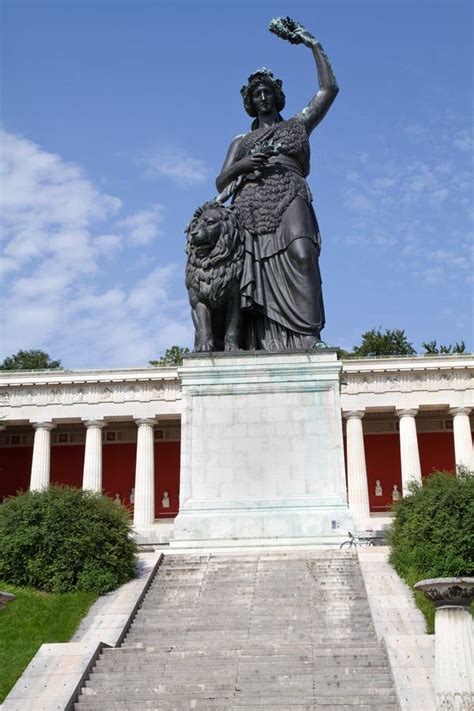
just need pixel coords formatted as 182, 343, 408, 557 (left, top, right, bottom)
389, 469, 474, 580
388, 469, 474, 631
0, 486, 138, 594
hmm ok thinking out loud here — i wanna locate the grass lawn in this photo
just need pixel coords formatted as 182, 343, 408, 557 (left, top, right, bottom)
0, 580, 97, 702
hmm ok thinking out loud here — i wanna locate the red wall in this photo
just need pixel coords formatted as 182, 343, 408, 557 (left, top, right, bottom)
155, 442, 180, 518
101, 441, 180, 517
102, 443, 136, 509
50, 445, 84, 488
364, 434, 402, 512
418, 432, 456, 477
0, 439, 181, 519
0, 446, 32, 500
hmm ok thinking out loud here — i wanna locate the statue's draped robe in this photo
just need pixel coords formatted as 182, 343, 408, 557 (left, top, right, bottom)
233, 116, 325, 350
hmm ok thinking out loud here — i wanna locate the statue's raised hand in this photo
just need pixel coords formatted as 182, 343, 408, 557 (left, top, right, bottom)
294, 27, 318, 49
269, 16, 317, 48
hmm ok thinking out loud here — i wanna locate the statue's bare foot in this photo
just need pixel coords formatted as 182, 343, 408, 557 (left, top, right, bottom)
194, 341, 213, 353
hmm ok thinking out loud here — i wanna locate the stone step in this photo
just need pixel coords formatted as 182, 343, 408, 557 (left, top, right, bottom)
77, 706, 398, 711
83, 675, 395, 690
88, 661, 391, 676
76, 694, 398, 709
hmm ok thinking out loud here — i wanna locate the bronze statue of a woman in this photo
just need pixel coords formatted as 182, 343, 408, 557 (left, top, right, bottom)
215, 18, 338, 351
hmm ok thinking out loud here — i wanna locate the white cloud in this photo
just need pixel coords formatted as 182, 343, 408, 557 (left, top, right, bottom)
117, 205, 163, 246
453, 129, 473, 154
0, 130, 121, 276
336, 113, 473, 289
0, 130, 192, 368
140, 148, 208, 186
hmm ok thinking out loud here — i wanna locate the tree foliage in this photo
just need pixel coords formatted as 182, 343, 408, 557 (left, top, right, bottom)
150, 346, 190, 367
352, 328, 416, 357
337, 329, 469, 359
0, 349, 62, 371
421, 340, 466, 354
0, 486, 138, 594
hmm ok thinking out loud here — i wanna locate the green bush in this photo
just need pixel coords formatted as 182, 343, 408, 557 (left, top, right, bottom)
388, 469, 474, 631
389, 469, 474, 578
0, 486, 138, 594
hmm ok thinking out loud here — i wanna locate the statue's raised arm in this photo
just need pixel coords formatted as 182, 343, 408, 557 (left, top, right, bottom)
269, 16, 338, 135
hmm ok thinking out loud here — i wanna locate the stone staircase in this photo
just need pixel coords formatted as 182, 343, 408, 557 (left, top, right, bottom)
74, 551, 399, 710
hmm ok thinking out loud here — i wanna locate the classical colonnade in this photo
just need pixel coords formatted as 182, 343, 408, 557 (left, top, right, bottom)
344, 406, 473, 524
28, 418, 157, 528
23, 406, 474, 531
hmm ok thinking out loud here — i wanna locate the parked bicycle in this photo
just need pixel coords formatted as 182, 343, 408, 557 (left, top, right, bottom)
339, 531, 376, 550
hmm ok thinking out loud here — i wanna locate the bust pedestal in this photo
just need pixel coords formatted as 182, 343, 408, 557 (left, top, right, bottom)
172, 350, 352, 546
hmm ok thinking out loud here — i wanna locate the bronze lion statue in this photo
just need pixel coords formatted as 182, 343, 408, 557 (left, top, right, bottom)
185, 201, 244, 352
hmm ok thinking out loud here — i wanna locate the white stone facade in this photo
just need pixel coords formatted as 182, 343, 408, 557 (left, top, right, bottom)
0, 354, 473, 538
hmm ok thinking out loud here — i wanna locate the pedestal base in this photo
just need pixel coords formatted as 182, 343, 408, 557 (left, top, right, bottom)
173, 350, 352, 547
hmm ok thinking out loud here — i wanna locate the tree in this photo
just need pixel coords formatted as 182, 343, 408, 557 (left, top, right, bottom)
351, 328, 416, 357
0, 349, 62, 371
149, 346, 190, 367
421, 340, 466, 354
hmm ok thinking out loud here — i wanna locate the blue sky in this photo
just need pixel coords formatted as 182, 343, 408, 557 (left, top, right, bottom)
1, 0, 472, 368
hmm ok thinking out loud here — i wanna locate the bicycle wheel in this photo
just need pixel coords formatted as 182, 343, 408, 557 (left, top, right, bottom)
339, 540, 353, 550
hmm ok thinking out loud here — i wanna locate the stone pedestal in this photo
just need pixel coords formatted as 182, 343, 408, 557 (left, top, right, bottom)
172, 351, 352, 546
415, 577, 474, 710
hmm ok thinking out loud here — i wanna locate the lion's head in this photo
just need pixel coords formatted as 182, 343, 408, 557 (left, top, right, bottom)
186, 202, 242, 264
185, 201, 244, 307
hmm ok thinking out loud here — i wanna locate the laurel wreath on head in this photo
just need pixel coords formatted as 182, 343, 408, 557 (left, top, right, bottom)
268, 16, 305, 44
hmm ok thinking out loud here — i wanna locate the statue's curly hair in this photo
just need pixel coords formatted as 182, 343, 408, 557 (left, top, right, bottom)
240, 68, 286, 121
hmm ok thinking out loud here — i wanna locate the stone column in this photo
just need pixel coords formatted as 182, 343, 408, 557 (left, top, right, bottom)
343, 410, 370, 526
30, 422, 55, 491
82, 420, 105, 492
133, 418, 156, 527
397, 408, 422, 495
449, 407, 473, 470
415, 578, 474, 710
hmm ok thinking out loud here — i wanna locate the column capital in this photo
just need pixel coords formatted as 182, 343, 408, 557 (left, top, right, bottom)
32, 421, 56, 431
83, 419, 106, 429
396, 408, 419, 418
135, 418, 156, 427
449, 407, 471, 416
343, 410, 365, 420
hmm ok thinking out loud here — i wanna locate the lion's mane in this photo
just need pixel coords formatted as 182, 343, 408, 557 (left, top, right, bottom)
185, 202, 244, 308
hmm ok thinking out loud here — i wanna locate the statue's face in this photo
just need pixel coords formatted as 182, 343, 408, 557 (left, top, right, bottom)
251, 82, 276, 115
